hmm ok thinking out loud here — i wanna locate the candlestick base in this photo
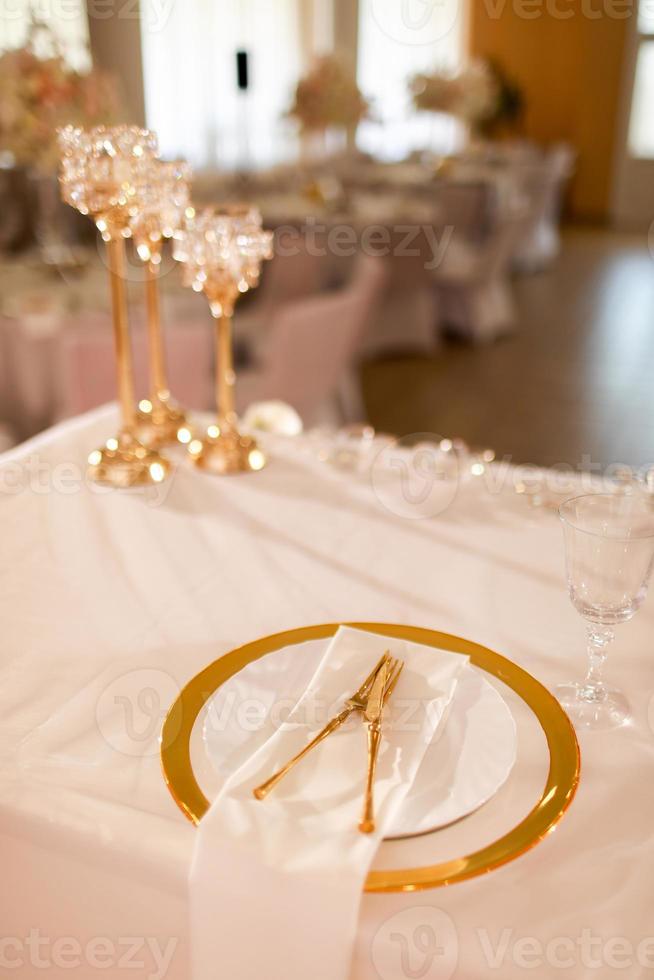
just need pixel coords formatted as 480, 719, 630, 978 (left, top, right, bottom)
188, 423, 266, 475
87, 431, 171, 488
135, 393, 187, 449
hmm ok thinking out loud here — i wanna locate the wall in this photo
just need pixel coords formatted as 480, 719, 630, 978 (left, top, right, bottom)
469, 1, 630, 220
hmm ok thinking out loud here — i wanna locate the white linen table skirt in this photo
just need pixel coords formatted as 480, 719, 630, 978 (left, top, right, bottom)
1, 406, 653, 979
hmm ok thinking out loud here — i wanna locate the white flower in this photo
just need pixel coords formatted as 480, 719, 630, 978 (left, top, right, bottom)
242, 401, 303, 436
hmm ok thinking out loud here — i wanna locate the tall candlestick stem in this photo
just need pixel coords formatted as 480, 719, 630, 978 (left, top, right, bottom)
215, 313, 237, 428
107, 237, 136, 432
145, 259, 167, 397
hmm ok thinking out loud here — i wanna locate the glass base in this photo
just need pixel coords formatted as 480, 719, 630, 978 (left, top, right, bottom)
134, 396, 187, 449
189, 425, 266, 475
87, 432, 171, 488
555, 682, 631, 731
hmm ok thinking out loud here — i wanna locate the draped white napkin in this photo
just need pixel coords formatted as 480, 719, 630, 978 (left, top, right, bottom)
190, 627, 468, 980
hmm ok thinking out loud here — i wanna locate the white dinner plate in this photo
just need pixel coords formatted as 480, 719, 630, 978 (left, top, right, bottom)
202, 638, 517, 839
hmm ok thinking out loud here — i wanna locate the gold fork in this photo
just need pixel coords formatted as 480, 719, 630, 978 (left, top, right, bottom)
359, 658, 404, 834
253, 651, 391, 801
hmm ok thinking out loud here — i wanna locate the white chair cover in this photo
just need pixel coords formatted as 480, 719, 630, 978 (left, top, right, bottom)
236, 256, 387, 426
512, 143, 575, 272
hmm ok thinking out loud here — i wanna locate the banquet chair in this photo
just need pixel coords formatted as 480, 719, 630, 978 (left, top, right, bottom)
359, 236, 443, 358
435, 180, 495, 243
56, 315, 214, 419
253, 243, 327, 310
236, 255, 387, 427
512, 143, 575, 273
433, 191, 529, 343
234, 244, 328, 357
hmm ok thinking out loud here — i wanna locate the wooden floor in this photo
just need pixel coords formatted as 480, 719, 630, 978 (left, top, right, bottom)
362, 227, 654, 471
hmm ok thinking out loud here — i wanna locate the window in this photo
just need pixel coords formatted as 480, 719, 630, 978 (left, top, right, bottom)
0, 0, 89, 69
357, 0, 465, 160
141, 0, 306, 169
628, 5, 654, 158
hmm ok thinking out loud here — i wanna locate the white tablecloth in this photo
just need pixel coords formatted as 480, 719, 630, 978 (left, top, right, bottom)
1, 406, 653, 979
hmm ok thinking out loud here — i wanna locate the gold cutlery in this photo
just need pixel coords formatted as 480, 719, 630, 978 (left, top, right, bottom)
253, 652, 391, 801
359, 658, 404, 834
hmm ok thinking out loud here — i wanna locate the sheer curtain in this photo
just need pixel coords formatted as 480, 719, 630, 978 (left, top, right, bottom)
357, 0, 466, 160
140, 0, 305, 170
0, 0, 89, 69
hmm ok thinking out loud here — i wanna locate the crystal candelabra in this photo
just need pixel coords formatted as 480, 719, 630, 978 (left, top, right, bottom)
130, 159, 192, 448
173, 205, 273, 474
58, 125, 171, 487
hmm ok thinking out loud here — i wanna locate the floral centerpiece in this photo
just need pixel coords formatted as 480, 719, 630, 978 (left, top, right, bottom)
0, 23, 119, 173
0, 22, 120, 259
411, 59, 524, 138
288, 55, 369, 135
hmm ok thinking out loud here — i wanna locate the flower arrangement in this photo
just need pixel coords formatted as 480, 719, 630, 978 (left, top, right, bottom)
411, 59, 524, 137
288, 55, 369, 133
0, 23, 119, 172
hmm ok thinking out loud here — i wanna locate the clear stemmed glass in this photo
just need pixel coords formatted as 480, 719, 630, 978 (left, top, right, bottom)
58, 125, 171, 487
557, 493, 654, 729
173, 204, 273, 474
130, 159, 193, 448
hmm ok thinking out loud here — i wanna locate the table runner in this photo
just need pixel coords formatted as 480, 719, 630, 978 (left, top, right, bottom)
191, 627, 465, 980
1, 405, 654, 979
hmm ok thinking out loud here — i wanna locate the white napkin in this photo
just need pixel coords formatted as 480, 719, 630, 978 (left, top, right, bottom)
190, 627, 467, 980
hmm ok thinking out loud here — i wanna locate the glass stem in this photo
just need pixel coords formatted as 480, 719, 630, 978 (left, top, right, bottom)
581, 624, 614, 702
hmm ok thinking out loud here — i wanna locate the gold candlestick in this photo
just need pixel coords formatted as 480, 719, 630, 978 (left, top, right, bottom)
173, 205, 273, 475
108, 237, 136, 429
214, 293, 238, 429
131, 160, 192, 448
58, 125, 171, 488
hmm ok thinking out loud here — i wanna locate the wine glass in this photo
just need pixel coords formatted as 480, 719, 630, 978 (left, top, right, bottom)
58, 125, 171, 487
173, 205, 273, 474
557, 493, 654, 729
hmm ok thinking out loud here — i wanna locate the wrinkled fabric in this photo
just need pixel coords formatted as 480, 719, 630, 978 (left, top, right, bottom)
1, 406, 653, 980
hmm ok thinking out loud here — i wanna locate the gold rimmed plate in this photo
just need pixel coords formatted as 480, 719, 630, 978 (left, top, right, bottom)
160, 622, 580, 893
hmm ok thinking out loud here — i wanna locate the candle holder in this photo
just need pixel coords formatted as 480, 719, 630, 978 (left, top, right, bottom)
173, 205, 273, 475
130, 159, 192, 448
58, 125, 171, 487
